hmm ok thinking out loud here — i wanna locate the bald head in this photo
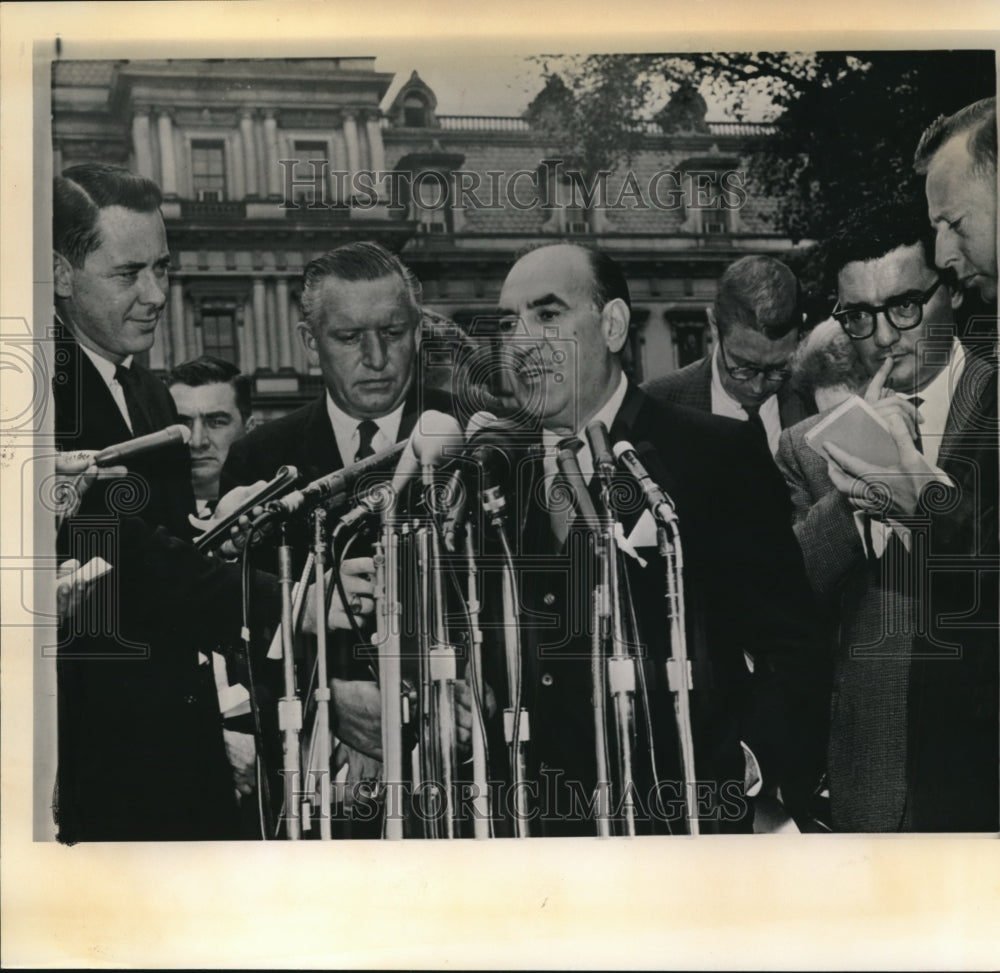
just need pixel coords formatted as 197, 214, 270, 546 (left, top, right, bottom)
498, 245, 631, 433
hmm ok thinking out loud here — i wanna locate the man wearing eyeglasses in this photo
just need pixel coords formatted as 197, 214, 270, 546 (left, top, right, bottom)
643, 255, 812, 456
775, 195, 998, 832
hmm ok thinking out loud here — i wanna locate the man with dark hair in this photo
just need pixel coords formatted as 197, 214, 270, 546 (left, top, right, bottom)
915, 96, 997, 303
490, 243, 825, 835
167, 355, 255, 516
50, 165, 363, 841
776, 194, 998, 831
643, 255, 812, 455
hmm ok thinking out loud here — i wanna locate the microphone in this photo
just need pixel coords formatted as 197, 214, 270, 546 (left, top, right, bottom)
387, 410, 465, 515
585, 420, 616, 485
263, 441, 406, 521
555, 437, 600, 528
93, 424, 190, 466
613, 440, 676, 522
193, 464, 300, 551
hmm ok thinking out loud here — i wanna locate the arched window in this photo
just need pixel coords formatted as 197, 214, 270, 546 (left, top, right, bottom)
403, 94, 428, 128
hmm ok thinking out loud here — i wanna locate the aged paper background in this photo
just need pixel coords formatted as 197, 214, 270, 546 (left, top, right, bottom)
2, 1, 999, 967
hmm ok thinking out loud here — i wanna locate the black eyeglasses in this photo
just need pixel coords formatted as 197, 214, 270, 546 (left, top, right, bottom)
716, 332, 791, 384
832, 277, 943, 340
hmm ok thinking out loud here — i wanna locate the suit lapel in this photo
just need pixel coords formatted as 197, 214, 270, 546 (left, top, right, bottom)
56, 332, 133, 448
938, 352, 997, 466
691, 357, 713, 412
299, 396, 343, 479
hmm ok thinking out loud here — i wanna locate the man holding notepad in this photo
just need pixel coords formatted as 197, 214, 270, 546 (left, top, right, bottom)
776, 195, 998, 832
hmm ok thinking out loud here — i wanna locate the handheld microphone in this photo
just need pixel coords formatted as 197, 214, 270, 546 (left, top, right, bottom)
263, 442, 406, 521
585, 420, 616, 485
613, 440, 676, 522
93, 424, 190, 466
193, 464, 300, 551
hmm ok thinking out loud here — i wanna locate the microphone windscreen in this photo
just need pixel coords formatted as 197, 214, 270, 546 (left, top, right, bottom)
411, 410, 464, 467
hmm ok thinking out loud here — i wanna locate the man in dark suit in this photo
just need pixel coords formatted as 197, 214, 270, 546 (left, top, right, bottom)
51, 163, 243, 840
221, 241, 462, 813
776, 196, 998, 831
490, 244, 826, 835
642, 255, 813, 456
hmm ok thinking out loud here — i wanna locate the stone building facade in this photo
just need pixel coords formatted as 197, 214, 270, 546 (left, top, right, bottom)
51, 57, 810, 416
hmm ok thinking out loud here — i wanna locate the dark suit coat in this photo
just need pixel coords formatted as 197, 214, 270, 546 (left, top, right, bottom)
221, 383, 455, 495
776, 354, 998, 832
642, 354, 814, 430
487, 383, 826, 835
52, 328, 265, 841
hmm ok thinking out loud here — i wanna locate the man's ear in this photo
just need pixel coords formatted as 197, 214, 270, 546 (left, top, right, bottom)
706, 306, 719, 340
296, 320, 319, 366
244, 415, 259, 433
53, 251, 74, 299
601, 298, 630, 354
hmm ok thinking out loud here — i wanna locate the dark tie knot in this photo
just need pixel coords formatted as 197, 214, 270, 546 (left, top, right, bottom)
355, 419, 380, 461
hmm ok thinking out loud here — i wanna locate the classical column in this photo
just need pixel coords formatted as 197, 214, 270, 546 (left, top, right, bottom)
265, 281, 279, 367
252, 278, 268, 369
169, 282, 186, 367
240, 300, 257, 374
240, 111, 259, 197
342, 111, 361, 181
275, 277, 293, 368
156, 110, 177, 195
365, 113, 386, 174
263, 111, 281, 198
131, 111, 154, 180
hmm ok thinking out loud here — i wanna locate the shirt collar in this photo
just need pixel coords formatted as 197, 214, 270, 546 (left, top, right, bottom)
77, 341, 133, 387
325, 391, 405, 456
541, 372, 629, 481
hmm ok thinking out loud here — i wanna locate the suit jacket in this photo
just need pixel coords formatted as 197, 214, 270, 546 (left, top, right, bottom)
52, 328, 196, 542
52, 328, 254, 841
221, 383, 456, 495
643, 354, 814, 431
776, 353, 998, 831
485, 383, 826, 835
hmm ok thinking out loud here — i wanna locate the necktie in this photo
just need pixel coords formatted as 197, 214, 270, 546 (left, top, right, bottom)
907, 395, 924, 453
743, 404, 768, 447
114, 364, 153, 437
355, 419, 379, 462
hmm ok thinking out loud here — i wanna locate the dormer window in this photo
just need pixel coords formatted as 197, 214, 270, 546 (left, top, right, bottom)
404, 94, 429, 128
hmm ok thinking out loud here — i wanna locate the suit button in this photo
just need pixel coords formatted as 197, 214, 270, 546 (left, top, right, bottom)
184, 694, 197, 704
541, 672, 554, 687
542, 593, 555, 606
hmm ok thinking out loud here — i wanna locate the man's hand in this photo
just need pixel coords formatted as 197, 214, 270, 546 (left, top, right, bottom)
300, 557, 376, 634
330, 677, 382, 759
332, 742, 383, 808
863, 356, 923, 443
189, 481, 269, 556
455, 677, 497, 755
53, 451, 127, 528
825, 412, 935, 517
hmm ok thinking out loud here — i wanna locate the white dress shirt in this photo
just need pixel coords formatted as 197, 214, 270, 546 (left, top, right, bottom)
78, 343, 135, 433
710, 348, 782, 456
325, 392, 405, 465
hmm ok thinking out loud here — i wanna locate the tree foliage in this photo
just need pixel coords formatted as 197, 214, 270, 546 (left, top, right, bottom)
528, 51, 996, 290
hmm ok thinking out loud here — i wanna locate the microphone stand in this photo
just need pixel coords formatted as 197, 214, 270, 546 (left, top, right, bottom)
462, 524, 492, 838
276, 524, 303, 840
555, 441, 613, 837
309, 508, 333, 840
592, 469, 638, 837
376, 503, 406, 839
481, 475, 531, 838
416, 462, 459, 838
657, 507, 699, 836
